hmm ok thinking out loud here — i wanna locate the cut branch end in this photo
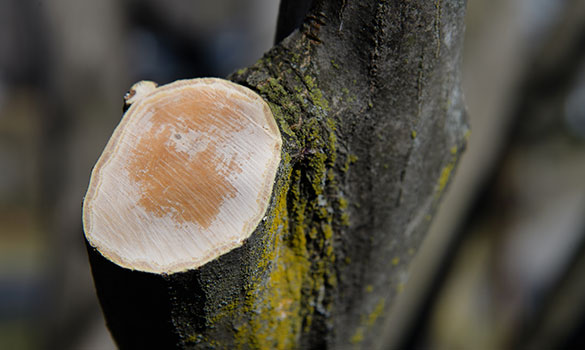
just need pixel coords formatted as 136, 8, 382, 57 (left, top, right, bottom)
83, 78, 282, 274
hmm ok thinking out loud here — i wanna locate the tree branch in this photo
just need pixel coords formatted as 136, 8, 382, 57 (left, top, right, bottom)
86, 0, 468, 348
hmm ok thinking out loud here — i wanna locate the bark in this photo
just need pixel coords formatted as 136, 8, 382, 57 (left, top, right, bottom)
87, 0, 468, 348
274, 0, 312, 43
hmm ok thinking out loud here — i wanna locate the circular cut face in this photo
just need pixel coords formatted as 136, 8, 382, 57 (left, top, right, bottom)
83, 78, 282, 274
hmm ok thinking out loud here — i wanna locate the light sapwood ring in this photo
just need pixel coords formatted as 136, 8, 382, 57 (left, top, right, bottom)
83, 78, 282, 274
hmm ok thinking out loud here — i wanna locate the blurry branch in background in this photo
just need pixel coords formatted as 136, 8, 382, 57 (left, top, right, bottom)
40, 2, 127, 349
521, 221, 585, 350
512, 0, 585, 140
397, 0, 585, 349
527, 0, 585, 91
505, 0, 585, 348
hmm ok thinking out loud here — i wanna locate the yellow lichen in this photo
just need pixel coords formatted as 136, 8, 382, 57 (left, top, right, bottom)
367, 298, 386, 326
338, 198, 349, 210
225, 60, 342, 348
323, 223, 333, 240
350, 328, 364, 344
304, 75, 330, 111
349, 297, 387, 345
340, 213, 350, 226
236, 193, 309, 348
464, 129, 471, 142
437, 161, 455, 193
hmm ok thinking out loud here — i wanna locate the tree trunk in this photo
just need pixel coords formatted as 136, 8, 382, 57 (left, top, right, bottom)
86, 0, 468, 348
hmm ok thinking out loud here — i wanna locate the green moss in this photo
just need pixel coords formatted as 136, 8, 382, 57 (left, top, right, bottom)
326, 119, 338, 165
308, 153, 327, 196
340, 87, 356, 104
411, 130, 417, 139
342, 154, 358, 173
185, 334, 199, 344
303, 75, 330, 111
330, 59, 340, 70
392, 257, 400, 266
267, 77, 289, 100
342, 161, 350, 173
304, 75, 316, 90
291, 52, 301, 66
270, 105, 296, 140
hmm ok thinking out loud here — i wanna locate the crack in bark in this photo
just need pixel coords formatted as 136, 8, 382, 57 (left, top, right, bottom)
367, 1, 388, 105
338, 0, 348, 31
435, 0, 442, 58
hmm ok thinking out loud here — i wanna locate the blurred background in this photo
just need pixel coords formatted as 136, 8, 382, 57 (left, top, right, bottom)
0, 0, 584, 349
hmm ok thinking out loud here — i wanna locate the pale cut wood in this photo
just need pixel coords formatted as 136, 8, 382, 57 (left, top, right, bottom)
83, 78, 282, 274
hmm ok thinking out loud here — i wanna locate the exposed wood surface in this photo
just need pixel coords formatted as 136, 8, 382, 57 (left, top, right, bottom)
84, 78, 281, 273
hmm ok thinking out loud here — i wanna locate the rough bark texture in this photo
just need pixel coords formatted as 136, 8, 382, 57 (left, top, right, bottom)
87, 0, 468, 348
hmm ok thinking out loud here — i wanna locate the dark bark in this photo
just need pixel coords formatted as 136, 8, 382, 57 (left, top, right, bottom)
274, 0, 314, 44
87, 0, 468, 348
